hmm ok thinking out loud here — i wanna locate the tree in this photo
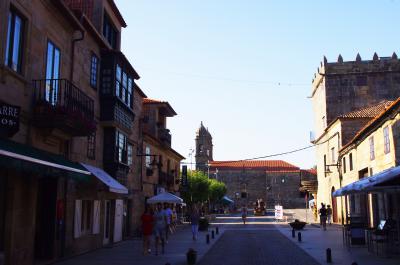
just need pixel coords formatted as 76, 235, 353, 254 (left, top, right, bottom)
181, 170, 227, 206
209, 178, 227, 203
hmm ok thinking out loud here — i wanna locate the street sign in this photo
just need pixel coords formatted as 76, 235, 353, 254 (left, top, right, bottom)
0, 102, 20, 137
275, 205, 283, 220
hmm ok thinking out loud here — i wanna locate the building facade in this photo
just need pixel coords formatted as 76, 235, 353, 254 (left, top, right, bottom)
0, 1, 183, 265
312, 53, 400, 223
141, 98, 184, 199
195, 123, 315, 209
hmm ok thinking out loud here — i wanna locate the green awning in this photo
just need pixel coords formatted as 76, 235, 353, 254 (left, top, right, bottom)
0, 139, 90, 180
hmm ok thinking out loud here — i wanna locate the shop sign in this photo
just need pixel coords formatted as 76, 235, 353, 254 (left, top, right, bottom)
0, 102, 20, 137
275, 205, 283, 220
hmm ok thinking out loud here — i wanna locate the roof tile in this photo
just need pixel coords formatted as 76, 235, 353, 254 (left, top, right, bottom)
209, 160, 300, 173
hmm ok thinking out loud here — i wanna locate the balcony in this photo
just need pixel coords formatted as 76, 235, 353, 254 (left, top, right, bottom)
32, 79, 95, 136
158, 128, 171, 147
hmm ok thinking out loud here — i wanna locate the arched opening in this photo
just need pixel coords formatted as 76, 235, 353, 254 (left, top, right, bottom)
331, 187, 338, 223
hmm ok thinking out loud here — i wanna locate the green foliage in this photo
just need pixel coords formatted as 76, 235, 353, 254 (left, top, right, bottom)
181, 170, 227, 205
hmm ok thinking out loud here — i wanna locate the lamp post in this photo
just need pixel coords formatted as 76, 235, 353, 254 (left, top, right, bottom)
188, 148, 194, 171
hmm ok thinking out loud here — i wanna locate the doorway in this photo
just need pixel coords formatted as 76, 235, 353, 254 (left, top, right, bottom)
103, 200, 111, 245
331, 187, 338, 223
34, 177, 57, 261
113, 199, 123, 243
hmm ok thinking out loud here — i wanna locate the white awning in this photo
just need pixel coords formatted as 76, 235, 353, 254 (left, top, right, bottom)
147, 192, 184, 204
80, 163, 128, 194
333, 166, 400, 197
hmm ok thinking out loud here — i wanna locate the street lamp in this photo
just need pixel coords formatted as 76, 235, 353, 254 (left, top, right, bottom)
188, 148, 194, 171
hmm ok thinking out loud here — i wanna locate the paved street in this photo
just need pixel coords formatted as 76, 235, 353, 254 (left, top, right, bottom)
198, 229, 319, 265
54, 211, 400, 265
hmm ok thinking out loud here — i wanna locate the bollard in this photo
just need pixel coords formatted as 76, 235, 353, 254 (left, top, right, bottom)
206, 234, 210, 244
211, 230, 215, 239
298, 232, 302, 242
216, 226, 219, 235
326, 248, 332, 263
292, 229, 295, 238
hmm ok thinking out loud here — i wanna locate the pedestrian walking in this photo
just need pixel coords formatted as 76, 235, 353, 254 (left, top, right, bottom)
319, 203, 327, 230
327, 205, 332, 225
190, 206, 200, 241
164, 203, 173, 242
241, 205, 247, 224
154, 203, 167, 255
141, 207, 154, 255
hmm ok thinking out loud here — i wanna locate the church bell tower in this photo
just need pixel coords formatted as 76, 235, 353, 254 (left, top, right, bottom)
195, 122, 213, 172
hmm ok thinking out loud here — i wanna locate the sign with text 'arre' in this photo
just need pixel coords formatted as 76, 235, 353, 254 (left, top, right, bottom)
0, 102, 20, 137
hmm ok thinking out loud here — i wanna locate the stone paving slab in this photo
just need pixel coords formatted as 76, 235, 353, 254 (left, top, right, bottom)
198, 230, 320, 265
55, 225, 223, 265
276, 224, 400, 265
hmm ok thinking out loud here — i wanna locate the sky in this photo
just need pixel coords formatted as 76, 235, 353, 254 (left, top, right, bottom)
116, 0, 400, 169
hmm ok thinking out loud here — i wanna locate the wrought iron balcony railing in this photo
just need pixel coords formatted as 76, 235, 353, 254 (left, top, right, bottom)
32, 79, 95, 136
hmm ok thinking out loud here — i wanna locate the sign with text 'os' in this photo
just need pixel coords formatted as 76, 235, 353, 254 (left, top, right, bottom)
0, 102, 20, 137
275, 205, 283, 220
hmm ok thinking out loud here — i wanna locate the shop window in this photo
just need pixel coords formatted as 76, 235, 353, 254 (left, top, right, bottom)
5, 8, 24, 73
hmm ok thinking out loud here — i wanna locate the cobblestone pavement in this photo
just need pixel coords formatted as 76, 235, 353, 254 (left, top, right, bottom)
198, 229, 320, 265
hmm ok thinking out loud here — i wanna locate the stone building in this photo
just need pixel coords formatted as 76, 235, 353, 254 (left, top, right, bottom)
195, 123, 315, 209
311, 53, 400, 223
141, 98, 185, 199
334, 98, 400, 229
0, 1, 183, 265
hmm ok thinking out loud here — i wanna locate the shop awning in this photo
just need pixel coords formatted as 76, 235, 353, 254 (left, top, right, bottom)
222, 196, 234, 204
0, 139, 90, 180
333, 166, 400, 197
80, 163, 128, 194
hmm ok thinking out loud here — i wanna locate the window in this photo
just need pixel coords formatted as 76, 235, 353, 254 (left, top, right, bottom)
349, 153, 353, 171
369, 137, 375, 160
115, 130, 127, 164
145, 146, 151, 168
127, 144, 133, 166
115, 65, 133, 108
5, 9, 24, 73
343, 157, 346, 174
331, 147, 336, 164
384, 126, 390, 154
87, 132, 96, 160
81, 200, 92, 235
90, 54, 99, 89
45, 41, 61, 105
103, 14, 117, 49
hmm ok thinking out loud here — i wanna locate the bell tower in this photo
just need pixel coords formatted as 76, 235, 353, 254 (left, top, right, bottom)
195, 122, 213, 172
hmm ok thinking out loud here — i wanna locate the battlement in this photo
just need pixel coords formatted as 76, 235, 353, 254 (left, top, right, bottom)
312, 52, 400, 91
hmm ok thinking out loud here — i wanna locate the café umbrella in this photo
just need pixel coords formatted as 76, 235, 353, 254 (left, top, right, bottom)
147, 192, 184, 204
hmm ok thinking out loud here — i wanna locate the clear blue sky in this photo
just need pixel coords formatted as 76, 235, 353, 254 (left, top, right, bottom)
116, 0, 400, 169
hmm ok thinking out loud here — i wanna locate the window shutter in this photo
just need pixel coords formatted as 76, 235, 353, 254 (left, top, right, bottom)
92, 200, 100, 234
74, 200, 82, 238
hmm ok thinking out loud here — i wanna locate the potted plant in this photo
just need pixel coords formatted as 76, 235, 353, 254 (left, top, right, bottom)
187, 248, 197, 265
289, 219, 307, 230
